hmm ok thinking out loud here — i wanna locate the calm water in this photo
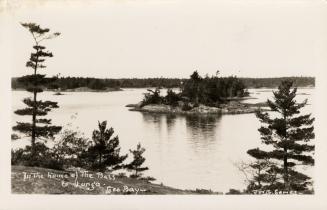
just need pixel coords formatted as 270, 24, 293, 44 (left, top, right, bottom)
11, 88, 314, 192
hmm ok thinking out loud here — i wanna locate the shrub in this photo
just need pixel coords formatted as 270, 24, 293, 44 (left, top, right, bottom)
11, 143, 64, 170
194, 188, 213, 194
226, 189, 242, 195
141, 88, 163, 106
51, 129, 91, 168
164, 89, 180, 106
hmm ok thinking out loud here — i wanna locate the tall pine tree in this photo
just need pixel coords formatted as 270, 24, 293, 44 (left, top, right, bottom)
13, 23, 62, 158
247, 80, 315, 192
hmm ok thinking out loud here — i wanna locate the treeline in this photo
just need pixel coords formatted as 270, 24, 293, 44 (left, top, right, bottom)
11, 77, 185, 90
241, 77, 315, 88
11, 76, 315, 90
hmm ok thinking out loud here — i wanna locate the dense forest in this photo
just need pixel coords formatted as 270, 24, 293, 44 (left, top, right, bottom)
11, 76, 315, 90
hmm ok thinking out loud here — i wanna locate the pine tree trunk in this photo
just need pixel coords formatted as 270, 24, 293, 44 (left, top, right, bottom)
283, 147, 289, 190
31, 89, 36, 157
283, 114, 290, 191
31, 47, 39, 158
31, 69, 37, 158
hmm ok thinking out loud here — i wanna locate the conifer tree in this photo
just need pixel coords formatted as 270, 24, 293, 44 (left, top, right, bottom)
86, 121, 127, 171
13, 23, 62, 158
247, 80, 315, 192
126, 143, 149, 178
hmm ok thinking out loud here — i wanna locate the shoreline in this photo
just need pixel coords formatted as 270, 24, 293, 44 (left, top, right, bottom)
12, 87, 123, 92
127, 101, 270, 115
12, 165, 222, 194
11, 86, 314, 92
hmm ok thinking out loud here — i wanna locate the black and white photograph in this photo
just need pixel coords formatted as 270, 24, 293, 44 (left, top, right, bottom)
1, 0, 327, 209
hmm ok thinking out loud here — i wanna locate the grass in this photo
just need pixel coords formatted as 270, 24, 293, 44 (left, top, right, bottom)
12, 165, 216, 194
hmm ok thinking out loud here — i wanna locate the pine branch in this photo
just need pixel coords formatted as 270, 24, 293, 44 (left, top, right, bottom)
35, 118, 52, 124
289, 114, 314, 127
14, 108, 47, 116
288, 127, 315, 142
22, 98, 59, 109
276, 141, 314, 153
34, 125, 62, 138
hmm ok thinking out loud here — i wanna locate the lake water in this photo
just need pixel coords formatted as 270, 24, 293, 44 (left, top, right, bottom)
11, 88, 314, 192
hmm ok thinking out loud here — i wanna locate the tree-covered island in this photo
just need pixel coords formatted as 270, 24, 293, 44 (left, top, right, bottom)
127, 71, 270, 115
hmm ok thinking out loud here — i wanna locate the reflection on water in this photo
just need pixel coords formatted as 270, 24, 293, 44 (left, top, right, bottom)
185, 115, 221, 151
141, 113, 221, 141
11, 88, 314, 192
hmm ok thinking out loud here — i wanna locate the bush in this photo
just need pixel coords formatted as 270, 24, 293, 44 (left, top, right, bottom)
194, 188, 213, 194
11, 129, 90, 170
141, 88, 163, 106
51, 129, 91, 168
11, 149, 25, 165
11, 143, 64, 170
226, 189, 242, 195
164, 89, 180, 106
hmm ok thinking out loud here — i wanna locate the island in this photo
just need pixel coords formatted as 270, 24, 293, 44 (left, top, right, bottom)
127, 71, 269, 115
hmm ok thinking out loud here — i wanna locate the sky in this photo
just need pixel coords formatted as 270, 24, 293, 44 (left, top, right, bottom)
1, 0, 326, 78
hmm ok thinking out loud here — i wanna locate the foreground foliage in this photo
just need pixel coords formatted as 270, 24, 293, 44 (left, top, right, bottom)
12, 121, 151, 180
246, 80, 314, 193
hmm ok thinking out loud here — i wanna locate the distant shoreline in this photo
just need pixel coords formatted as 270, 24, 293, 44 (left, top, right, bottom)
11, 76, 315, 90
11, 87, 123, 92
11, 86, 314, 92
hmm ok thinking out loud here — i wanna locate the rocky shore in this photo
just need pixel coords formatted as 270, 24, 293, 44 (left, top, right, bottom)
127, 101, 269, 115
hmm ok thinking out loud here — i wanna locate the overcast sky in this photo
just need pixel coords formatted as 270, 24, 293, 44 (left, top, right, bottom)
2, 0, 326, 78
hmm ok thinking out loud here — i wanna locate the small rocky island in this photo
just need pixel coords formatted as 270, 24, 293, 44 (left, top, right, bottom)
127, 101, 268, 115
126, 71, 269, 115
